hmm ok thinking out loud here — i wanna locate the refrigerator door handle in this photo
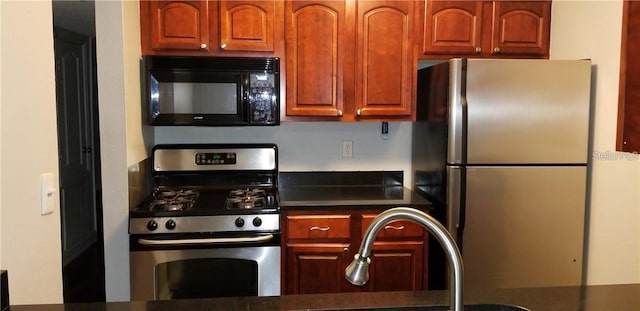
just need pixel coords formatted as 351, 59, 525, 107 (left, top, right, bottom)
448, 59, 466, 164
447, 165, 464, 246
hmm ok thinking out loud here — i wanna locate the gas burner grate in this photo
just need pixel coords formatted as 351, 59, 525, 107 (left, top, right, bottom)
149, 189, 199, 212
225, 188, 267, 209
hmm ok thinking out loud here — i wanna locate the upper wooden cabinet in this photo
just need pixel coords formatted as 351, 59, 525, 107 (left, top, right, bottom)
617, 0, 640, 153
146, 1, 210, 52
421, 1, 551, 58
140, 0, 283, 56
285, 0, 417, 121
285, 1, 347, 117
219, 0, 276, 51
355, 1, 416, 118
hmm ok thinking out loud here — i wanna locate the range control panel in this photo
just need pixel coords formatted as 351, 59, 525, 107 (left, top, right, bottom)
195, 152, 237, 165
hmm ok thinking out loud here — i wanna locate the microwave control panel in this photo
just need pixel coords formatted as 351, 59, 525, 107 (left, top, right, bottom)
248, 73, 277, 124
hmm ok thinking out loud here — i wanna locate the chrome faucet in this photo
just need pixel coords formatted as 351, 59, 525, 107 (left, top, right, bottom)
345, 207, 464, 311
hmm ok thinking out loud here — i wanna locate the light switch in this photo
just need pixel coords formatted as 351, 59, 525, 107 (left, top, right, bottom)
40, 172, 56, 215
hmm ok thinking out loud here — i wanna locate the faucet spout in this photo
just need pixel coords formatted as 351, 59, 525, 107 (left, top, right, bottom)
345, 207, 464, 311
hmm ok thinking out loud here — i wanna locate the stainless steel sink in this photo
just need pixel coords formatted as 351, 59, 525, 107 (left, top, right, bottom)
313, 304, 530, 311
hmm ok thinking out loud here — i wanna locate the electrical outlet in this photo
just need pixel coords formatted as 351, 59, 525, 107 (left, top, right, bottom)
342, 140, 353, 158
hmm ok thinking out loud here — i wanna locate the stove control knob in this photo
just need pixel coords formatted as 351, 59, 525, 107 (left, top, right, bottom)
165, 219, 176, 230
235, 217, 245, 228
252, 217, 262, 227
147, 220, 158, 231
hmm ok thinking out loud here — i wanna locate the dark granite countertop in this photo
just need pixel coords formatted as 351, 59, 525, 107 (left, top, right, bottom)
278, 171, 431, 210
9, 284, 640, 310
279, 185, 431, 210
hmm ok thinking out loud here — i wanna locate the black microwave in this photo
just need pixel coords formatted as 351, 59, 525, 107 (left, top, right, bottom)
143, 56, 280, 126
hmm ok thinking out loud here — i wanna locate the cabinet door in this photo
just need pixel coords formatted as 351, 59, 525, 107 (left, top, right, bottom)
219, 0, 276, 52
618, 0, 640, 152
369, 241, 425, 291
147, 1, 210, 52
490, 1, 551, 57
422, 1, 484, 55
285, 243, 359, 294
355, 1, 416, 117
285, 1, 347, 117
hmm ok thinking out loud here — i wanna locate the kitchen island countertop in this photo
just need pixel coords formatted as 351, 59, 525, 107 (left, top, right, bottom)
9, 284, 640, 311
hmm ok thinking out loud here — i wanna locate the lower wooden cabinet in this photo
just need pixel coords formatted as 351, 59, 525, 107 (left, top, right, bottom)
368, 241, 425, 292
282, 210, 428, 294
285, 243, 359, 294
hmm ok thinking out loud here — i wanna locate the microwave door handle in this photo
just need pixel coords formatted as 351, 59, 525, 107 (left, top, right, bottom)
138, 234, 274, 246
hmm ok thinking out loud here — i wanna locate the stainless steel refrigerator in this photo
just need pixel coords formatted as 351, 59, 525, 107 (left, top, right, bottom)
412, 58, 591, 290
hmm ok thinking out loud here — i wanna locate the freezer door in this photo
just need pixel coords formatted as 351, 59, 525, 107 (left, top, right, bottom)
464, 59, 592, 164
462, 166, 586, 289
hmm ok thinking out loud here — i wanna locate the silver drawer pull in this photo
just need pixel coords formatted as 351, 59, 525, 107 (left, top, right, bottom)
310, 226, 330, 231
384, 225, 405, 230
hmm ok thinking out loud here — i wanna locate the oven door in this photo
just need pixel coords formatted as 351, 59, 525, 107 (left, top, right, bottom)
130, 233, 280, 301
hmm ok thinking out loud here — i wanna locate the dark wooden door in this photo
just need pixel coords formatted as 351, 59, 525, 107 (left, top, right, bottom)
369, 241, 425, 291
147, 0, 210, 52
285, 0, 347, 117
286, 243, 360, 294
490, 1, 551, 57
219, 0, 276, 52
54, 28, 104, 302
355, 0, 415, 117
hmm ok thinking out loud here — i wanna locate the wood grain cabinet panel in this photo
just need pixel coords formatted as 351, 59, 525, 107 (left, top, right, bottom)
421, 0, 550, 58
423, 1, 483, 55
219, 0, 276, 51
361, 215, 425, 239
282, 209, 428, 294
146, 1, 210, 52
369, 241, 425, 291
491, 1, 551, 57
356, 1, 416, 117
284, 0, 417, 121
285, 243, 358, 294
617, 0, 640, 152
285, 1, 346, 117
140, 0, 283, 56
286, 214, 351, 240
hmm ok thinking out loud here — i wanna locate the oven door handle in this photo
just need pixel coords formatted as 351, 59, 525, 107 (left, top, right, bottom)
137, 234, 274, 246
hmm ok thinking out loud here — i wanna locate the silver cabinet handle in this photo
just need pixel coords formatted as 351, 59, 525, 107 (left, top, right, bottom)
309, 226, 330, 231
475, 47, 482, 54
493, 47, 501, 54
356, 109, 362, 116
343, 247, 349, 254
221, 43, 227, 49
138, 234, 273, 246
200, 43, 207, 49
337, 110, 343, 116
384, 225, 405, 230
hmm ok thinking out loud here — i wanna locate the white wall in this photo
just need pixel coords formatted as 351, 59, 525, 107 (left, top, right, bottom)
95, 0, 147, 302
0, 0, 63, 304
551, 0, 640, 285
155, 122, 413, 184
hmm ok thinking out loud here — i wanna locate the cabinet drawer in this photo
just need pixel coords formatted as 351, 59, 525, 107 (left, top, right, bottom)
287, 215, 351, 240
361, 214, 424, 239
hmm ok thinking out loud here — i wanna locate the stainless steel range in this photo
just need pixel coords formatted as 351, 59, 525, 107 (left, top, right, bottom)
129, 144, 280, 301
